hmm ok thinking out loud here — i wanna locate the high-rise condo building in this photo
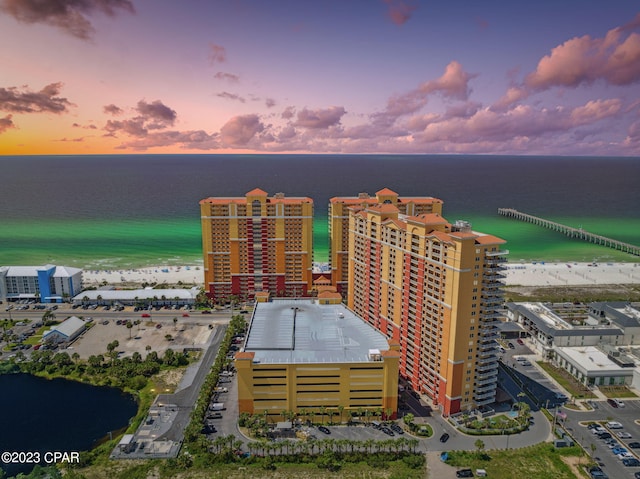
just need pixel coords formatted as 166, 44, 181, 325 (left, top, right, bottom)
200, 189, 313, 302
329, 189, 443, 295
346, 203, 507, 416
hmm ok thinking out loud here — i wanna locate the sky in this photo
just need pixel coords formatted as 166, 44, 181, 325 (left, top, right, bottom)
1, 0, 639, 156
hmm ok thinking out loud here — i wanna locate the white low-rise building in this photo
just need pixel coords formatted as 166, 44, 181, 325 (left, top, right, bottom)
72, 287, 199, 306
43, 316, 87, 344
552, 345, 635, 387
0, 264, 83, 303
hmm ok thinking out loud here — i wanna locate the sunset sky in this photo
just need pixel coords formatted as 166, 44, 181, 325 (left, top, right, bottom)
1, 0, 639, 156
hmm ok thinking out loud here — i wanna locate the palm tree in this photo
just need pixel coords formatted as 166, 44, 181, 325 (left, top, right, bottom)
126, 321, 133, 339
173, 317, 178, 330
337, 405, 344, 424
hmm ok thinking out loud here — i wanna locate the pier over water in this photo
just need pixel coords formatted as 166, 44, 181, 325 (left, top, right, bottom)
497, 208, 640, 257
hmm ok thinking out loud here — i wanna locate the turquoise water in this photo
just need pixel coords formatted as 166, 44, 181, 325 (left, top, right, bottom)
1, 155, 638, 268
1, 214, 638, 269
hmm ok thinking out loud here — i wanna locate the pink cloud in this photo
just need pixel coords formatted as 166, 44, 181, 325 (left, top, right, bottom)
220, 114, 264, 146
214, 72, 239, 83
0, 114, 15, 134
103, 103, 123, 115
119, 130, 219, 151
217, 92, 246, 103
281, 106, 295, 119
295, 106, 346, 129
374, 61, 476, 123
0, 0, 135, 39
419, 61, 476, 100
383, 0, 417, 26
0, 82, 73, 114
209, 43, 226, 65
497, 14, 640, 107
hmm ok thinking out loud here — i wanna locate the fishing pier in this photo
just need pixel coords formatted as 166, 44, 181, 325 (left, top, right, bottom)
497, 208, 640, 257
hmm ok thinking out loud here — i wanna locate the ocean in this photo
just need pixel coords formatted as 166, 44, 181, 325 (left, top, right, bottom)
1, 154, 639, 268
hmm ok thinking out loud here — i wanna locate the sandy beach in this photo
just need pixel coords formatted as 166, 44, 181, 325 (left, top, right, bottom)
81, 262, 640, 288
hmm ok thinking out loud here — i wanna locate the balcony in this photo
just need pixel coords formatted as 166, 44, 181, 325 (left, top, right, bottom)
486, 249, 509, 257
476, 376, 497, 387
475, 383, 496, 394
476, 361, 498, 373
474, 390, 496, 402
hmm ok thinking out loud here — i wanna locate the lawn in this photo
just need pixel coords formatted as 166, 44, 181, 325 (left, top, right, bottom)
536, 362, 596, 399
446, 443, 585, 479
598, 386, 638, 399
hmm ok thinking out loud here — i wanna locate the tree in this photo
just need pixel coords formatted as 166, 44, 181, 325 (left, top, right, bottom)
474, 439, 485, 457
165, 334, 173, 341
126, 321, 133, 339
42, 310, 56, 324
403, 412, 415, 430
173, 317, 178, 330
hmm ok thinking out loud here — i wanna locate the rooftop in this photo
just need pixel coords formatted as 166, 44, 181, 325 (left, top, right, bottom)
244, 299, 390, 364
555, 346, 634, 375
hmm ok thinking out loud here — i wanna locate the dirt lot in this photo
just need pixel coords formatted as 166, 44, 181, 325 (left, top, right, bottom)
69, 319, 215, 359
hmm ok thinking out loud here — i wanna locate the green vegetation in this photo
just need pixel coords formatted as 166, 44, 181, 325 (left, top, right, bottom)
598, 385, 639, 398
536, 361, 596, 400
504, 284, 640, 303
446, 443, 585, 479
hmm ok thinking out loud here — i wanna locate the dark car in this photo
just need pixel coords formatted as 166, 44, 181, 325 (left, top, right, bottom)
589, 466, 608, 479
381, 427, 395, 436
623, 458, 640, 467
635, 472, 640, 479
201, 310, 212, 314
507, 342, 515, 349
629, 442, 640, 449
597, 432, 612, 440
439, 433, 450, 443
318, 426, 331, 435
390, 423, 404, 434
456, 469, 474, 478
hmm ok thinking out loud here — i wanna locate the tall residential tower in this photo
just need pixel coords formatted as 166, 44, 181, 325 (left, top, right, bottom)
346, 202, 507, 416
329, 188, 443, 295
200, 189, 313, 302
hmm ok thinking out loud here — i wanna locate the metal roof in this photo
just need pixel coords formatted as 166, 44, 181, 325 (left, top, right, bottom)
244, 299, 390, 364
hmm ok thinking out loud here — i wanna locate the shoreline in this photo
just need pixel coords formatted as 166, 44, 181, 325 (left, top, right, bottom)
81, 261, 640, 288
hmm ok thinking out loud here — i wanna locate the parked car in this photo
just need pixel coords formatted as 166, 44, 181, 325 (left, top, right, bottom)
456, 470, 474, 478
507, 342, 515, 349
589, 466, 608, 479
623, 458, 640, 467
628, 442, 640, 449
608, 398, 625, 408
517, 338, 524, 345
607, 421, 624, 429
617, 431, 632, 439
318, 426, 331, 435
439, 433, 450, 443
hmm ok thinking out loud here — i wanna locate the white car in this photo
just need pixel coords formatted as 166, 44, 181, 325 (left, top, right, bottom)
617, 452, 633, 460
616, 431, 632, 439
607, 421, 624, 429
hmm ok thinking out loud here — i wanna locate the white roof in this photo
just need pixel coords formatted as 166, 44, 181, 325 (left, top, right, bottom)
73, 288, 199, 301
44, 316, 86, 339
0, 265, 82, 278
555, 346, 634, 376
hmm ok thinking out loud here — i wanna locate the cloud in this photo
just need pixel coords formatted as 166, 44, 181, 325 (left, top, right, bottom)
265, 98, 276, 108
103, 103, 123, 115
135, 100, 176, 128
281, 106, 295, 119
0, 82, 73, 113
373, 61, 476, 125
0, 114, 15, 134
118, 130, 220, 151
496, 14, 640, 107
217, 92, 246, 103
295, 106, 346, 129
209, 43, 226, 65
382, 0, 417, 26
103, 99, 176, 137
0, 0, 135, 39
214, 72, 239, 83
220, 114, 265, 146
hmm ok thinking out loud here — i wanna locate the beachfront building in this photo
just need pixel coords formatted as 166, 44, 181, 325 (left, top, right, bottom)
200, 189, 313, 302
329, 189, 443, 295
72, 287, 199, 307
0, 265, 83, 304
43, 316, 87, 344
346, 204, 508, 416
551, 345, 635, 387
235, 299, 400, 421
